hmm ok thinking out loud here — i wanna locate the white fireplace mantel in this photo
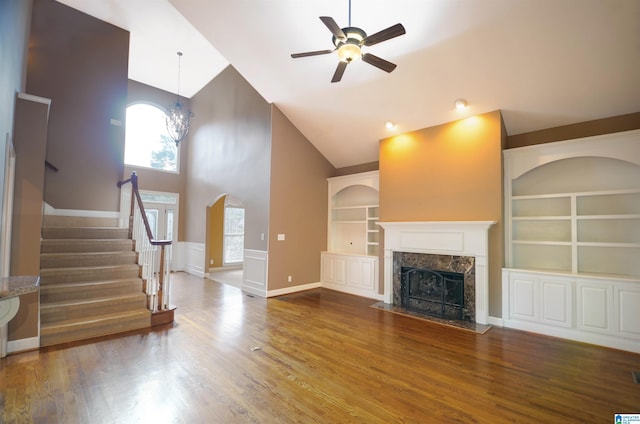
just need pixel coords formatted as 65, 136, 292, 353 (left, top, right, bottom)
378, 221, 495, 324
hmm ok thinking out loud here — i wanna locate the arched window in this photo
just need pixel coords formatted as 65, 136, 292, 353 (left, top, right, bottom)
124, 103, 178, 173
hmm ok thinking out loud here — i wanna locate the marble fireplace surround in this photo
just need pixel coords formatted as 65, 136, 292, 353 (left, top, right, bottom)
378, 221, 495, 325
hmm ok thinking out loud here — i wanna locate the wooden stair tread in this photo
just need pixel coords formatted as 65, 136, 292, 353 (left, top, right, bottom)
39, 277, 142, 289
40, 310, 150, 334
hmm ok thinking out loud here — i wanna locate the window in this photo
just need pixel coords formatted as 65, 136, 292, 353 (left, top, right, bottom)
224, 206, 245, 264
124, 103, 178, 173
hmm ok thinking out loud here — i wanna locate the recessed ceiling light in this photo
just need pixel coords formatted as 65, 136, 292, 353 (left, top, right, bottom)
385, 121, 396, 129
455, 99, 468, 110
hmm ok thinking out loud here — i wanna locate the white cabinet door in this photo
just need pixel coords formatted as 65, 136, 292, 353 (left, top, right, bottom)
347, 256, 376, 290
576, 280, 613, 334
321, 254, 347, 285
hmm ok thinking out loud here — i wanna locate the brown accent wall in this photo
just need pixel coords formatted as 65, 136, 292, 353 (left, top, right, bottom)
268, 106, 336, 290
27, 0, 129, 211
379, 110, 505, 317
506, 112, 640, 149
186, 66, 271, 257
335, 161, 378, 176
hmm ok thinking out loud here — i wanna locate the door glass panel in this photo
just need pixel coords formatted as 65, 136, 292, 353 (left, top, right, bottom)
166, 209, 174, 241
145, 209, 158, 239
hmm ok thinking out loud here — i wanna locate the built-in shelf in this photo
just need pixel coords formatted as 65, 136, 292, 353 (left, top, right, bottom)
322, 171, 380, 299
502, 129, 640, 353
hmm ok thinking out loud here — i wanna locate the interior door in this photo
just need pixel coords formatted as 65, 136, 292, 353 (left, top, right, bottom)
140, 191, 178, 270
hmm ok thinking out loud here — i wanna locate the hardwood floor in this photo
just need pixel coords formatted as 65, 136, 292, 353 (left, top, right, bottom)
1, 272, 639, 423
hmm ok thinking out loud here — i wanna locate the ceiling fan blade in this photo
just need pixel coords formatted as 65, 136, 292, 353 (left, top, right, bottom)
362, 53, 397, 73
291, 49, 335, 58
363, 23, 406, 46
320, 16, 346, 41
331, 61, 348, 83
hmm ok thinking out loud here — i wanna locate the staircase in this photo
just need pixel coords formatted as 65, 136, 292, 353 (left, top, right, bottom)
39, 215, 151, 347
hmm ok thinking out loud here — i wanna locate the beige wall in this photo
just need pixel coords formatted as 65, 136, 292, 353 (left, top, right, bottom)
125, 81, 189, 241
27, 0, 129, 212
379, 110, 505, 316
9, 96, 49, 341
186, 66, 271, 256
268, 106, 336, 290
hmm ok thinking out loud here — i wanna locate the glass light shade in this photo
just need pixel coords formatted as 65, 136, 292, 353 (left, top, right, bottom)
337, 43, 362, 62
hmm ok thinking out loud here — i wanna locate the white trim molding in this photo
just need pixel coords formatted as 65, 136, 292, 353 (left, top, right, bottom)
378, 221, 495, 325
268, 282, 322, 297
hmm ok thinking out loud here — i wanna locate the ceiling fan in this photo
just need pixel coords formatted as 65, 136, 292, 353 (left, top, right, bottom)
291, 1, 406, 83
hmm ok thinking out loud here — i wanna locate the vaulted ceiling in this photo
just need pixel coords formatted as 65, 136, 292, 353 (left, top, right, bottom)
57, 0, 640, 168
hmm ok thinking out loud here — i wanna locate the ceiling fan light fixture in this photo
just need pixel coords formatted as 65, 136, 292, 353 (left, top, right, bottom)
337, 42, 362, 62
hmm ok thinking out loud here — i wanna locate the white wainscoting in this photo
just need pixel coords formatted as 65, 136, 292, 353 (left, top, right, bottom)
243, 249, 268, 297
502, 268, 640, 353
173, 242, 205, 278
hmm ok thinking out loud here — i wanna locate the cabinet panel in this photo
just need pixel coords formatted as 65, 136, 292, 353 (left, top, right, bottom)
618, 287, 640, 337
541, 279, 572, 327
577, 282, 612, 333
347, 257, 376, 290
509, 276, 538, 321
322, 254, 346, 285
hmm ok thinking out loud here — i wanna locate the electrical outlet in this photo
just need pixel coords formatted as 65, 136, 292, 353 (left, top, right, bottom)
210, 259, 214, 265
287, 275, 292, 282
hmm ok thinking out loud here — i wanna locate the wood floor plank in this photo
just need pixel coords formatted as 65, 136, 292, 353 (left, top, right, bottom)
1, 272, 639, 423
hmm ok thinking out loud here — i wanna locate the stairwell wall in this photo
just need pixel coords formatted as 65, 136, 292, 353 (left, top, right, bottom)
27, 0, 129, 212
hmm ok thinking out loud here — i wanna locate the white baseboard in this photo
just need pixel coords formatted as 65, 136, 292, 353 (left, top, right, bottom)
267, 282, 322, 297
8, 336, 39, 354
487, 316, 503, 327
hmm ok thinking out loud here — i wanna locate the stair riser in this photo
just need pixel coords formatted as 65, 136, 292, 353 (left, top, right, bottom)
40, 252, 138, 269
40, 315, 151, 347
42, 227, 129, 240
43, 215, 121, 228
40, 281, 144, 303
40, 266, 140, 285
41, 240, 134, 253
41, 295, 147, 323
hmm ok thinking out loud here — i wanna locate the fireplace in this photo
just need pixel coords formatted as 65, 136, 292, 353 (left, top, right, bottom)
378, 221, 495, 325
401, 266, 465, 320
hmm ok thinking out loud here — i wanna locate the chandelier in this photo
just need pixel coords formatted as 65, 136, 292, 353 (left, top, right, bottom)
166, 51, 194, 146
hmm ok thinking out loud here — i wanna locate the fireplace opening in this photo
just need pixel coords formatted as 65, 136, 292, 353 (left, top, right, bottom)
401, 266, 464, 320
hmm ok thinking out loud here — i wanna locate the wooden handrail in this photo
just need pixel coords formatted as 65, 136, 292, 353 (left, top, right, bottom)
45, 160, 59, 172
117, 171, 171, 246
117, 171, 173, 313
